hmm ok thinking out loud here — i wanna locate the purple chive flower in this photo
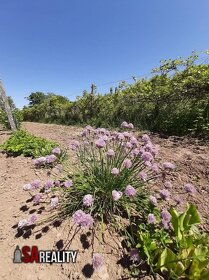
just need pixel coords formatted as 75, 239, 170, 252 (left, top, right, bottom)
128, 123, 134, 129
123, 159, 132, 169
52, 147, 61, 155
18, 219, 29, 229
161, 210, 172, 222
92, 253, 104, 271
151, 163, 159, 173
125, 185, 137, 197
79, 213, 94, 227
83, 194, 94, 206
126, 142, 132, 149
149, 195, 158, 206
33, 159, 40, 166
141, 152, 154, 162
107, 149, 115, 157
164, 181, 172, 189
184, 183, 196, 194
162, 162, 176, 170
100, 128, 107, 134
150, 147, 158, 157
111, 168, 119, 175
28, 214, 37, 225
31, 180, 41, 190
51, 197, 59, 208
112, 190, 123, 201
162, 220, 170, 229
83, 140, 90, 146
142, 134, 150, 143
44, 180, 54, 189
144, 141, 153, 151
70, 140, 80, 150
63, 180, 73, 188
139, 147, 145, 154
111, 136, 116, 141
72, 210, 93, 228
130, 249, 140, 263
144, 161, 152, 167
160, 189, 170, 200
139, 171, 147, 181
46, 154, 57, 164
174, 196, 183, 205
80, 130, 87, 137
85, 125, 93, 131
72, 210, 84, 224
123, 131, 131, 138
33, 194, 42, 204
95, 138, 106, 148
54, 180, 61, 187
102, 135, 109, 141
148, 213, 156, 224
117, 133, 125, 141
130, 137, 138, 146
132, 148, 139, 156
54, 164, 63, 173
121, 121, 129, 128
23, 183, 32, 191
34, 156, 46, 166
145, 142, 159, 156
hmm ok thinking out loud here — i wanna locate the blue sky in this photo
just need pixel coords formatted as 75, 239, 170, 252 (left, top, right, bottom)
0, 0, 209, 108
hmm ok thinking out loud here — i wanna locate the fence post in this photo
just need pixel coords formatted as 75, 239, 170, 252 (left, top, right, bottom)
0, 80, 17, 131
91, 84, 96, 95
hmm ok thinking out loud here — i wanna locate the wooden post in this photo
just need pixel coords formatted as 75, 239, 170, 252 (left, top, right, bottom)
91, 84, 96, 95
0, 80, 17, 131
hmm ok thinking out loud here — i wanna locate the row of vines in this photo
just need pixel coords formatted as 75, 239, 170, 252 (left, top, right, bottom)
19, 52, 209, 137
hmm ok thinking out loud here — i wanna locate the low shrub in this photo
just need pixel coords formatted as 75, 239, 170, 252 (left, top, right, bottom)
1, 130, 59, 157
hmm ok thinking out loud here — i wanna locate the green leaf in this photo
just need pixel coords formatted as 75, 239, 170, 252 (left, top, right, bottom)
194, 245, 209, 261
170, 208, 182, 240
158, 248, 177, 271
183, 204, 201, 230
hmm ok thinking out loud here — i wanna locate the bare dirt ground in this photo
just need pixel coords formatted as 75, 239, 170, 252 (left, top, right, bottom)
0, 122, 208, 280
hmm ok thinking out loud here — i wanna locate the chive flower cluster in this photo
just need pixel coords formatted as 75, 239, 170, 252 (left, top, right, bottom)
33, 146, 62, 167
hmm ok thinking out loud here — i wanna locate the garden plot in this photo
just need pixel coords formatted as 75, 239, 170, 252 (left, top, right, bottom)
0, 122, 208, 280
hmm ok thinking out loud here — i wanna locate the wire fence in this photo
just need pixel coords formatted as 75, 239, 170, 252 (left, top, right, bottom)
68, 54, 209, 98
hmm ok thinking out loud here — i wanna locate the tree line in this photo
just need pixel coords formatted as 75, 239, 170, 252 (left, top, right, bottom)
18, 52, 209, 137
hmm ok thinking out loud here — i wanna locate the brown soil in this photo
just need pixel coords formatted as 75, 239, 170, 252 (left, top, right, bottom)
0, 122, 208, 280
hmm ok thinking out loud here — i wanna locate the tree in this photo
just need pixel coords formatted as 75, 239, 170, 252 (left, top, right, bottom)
27, 92, 46, 106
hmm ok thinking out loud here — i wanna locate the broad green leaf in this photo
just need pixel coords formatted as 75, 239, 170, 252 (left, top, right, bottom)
158, 248, 177, 271
183, 204, 201, 230
170, 208, 182, 240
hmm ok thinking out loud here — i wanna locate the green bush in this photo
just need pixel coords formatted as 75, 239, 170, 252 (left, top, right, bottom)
136, 204, 209, 279
1, 130, 58, 157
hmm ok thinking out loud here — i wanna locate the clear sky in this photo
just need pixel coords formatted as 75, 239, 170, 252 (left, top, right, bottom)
0, 0, 209, 108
